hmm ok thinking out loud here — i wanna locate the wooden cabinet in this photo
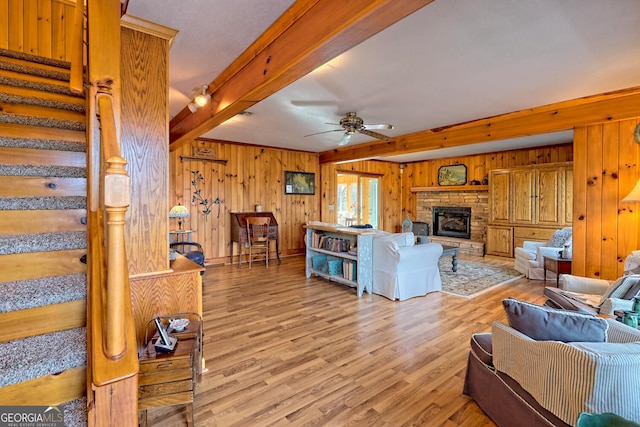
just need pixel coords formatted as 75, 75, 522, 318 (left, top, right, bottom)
138, 315, 203, 427
486, 226, 513, 257
487, 162, 572, 257
488, 170, 511, 223
304, 224, 373, 297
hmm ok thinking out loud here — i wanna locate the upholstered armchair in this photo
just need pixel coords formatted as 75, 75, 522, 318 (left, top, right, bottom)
544, 250, 640, 315
371, 232, 443, 301
514, 227, 572, 280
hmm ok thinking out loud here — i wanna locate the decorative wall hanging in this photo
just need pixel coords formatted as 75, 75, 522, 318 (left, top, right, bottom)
438, 164, 467, 186
284, 171, 315, 195
191, 171, 222, 219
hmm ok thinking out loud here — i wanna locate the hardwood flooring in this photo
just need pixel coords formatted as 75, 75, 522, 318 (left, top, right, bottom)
144, 254, 550, 426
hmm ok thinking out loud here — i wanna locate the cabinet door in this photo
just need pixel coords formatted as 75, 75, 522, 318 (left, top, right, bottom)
536, 167, 562, 225
489, 170, 511, 223
511, 169, 536, 224
563, 167, 573, 226
486, 226, 513, 257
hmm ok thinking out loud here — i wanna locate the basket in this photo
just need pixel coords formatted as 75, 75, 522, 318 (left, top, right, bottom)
312, 255, 328, 273
328, 259, 343, 276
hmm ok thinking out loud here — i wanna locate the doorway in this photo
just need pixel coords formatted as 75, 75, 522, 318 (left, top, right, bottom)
337, 172, 380, 228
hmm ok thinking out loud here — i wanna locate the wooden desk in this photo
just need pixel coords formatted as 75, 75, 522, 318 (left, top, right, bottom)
543, 256, 572, 287
229, 212, 281, 267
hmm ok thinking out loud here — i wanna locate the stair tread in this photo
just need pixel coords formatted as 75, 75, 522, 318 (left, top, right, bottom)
0, 47, 72, 70
0, 327, 86, 388
0, 274, 86, 313
0, 231, 86, 255
0, 196, 86, 210
0, 135, 85, 153
0, 69, 80, 97
0, 111, 85, 131
0, 84, 85, 112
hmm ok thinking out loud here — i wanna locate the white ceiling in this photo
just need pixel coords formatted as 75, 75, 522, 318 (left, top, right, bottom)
127, 0, 640, 163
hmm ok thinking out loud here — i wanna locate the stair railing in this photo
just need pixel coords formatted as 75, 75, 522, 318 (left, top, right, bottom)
70, 0, 85, 94
96, 83, 130, 359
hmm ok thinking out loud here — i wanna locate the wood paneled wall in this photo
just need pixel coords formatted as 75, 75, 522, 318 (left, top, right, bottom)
321, 160, 402, 232
169, 140, 320, 264
121, 24, 172, 275
401, 144, 574, 223
573, 118, 640, 280
0, 0, 75, 61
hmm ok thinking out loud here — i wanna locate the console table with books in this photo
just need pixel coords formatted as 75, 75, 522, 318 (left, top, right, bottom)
304, 224, 374, 297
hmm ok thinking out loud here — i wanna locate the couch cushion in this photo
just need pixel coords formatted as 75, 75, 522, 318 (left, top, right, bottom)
548, 227, 572, 248
514, 247, 537, 261
374, 232, 415, 248
502, 298, 608, 342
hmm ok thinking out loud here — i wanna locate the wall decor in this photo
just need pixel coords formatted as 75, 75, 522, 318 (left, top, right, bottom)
438, 164, 467, 186
191, 171, 222, 219
285, 171, 315, 195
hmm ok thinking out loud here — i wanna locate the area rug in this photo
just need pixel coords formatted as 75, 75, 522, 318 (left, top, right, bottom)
439, 258, 523, 298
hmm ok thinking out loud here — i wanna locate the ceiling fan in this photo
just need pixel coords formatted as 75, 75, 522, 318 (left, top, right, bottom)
305, 112, 394, 146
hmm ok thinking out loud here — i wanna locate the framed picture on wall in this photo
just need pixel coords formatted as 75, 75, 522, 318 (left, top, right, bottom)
284, 171, 315, 195
438, 164, 467, 186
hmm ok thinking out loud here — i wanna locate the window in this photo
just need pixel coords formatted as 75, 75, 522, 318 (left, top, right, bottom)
336, 172, 380, 228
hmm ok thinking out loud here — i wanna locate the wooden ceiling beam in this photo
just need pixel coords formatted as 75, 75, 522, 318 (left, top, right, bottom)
169, 0, 435, 149
319, 86, 640, 163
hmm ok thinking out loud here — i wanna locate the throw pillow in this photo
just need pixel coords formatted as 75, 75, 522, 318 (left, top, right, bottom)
548, 227, 572, 248
598, 275, 640, 305
623, 250, 640, 275
502, 298, 608, 342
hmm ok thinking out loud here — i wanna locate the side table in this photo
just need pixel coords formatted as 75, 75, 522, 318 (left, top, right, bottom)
440, 245, 460, 272
139, 314, 203, 427
543, 256, 572, 287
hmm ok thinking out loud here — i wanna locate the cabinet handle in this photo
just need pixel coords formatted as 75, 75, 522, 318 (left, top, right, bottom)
156, 362, 174, 369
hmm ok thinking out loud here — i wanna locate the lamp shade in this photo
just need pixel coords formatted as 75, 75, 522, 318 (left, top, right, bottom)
622, 179, 640, 202
169, 204, 190, 218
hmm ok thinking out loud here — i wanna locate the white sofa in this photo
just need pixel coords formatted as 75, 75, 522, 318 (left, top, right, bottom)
371, 232, 443, 301
514, 227, 572, 280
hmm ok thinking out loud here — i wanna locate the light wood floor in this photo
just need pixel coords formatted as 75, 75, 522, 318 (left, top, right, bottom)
145, 254, 550, 426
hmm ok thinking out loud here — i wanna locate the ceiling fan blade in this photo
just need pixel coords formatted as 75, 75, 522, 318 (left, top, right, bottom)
304, 129, 343, 137
364, 123, 394, 130
338, 133, 353, 146
359, 129, 392, 141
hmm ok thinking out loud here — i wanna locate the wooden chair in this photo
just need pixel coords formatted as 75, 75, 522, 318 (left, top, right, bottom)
246, 216, 270, 268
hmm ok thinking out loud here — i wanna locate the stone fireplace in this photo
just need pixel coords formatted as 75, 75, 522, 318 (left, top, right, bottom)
414, 189, 488, 256
433, 206, 471, 239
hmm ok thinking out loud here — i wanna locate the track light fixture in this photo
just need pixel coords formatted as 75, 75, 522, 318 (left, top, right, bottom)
188, 85, 211, 113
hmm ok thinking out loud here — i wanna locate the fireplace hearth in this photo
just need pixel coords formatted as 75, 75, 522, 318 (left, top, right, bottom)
433, 206, 471, 239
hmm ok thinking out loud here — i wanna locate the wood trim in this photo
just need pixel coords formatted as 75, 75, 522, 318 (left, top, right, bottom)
0, 146, 85, 167
0, 300, 86, 343
410, 185, 488, 192
169, 0, 436, 147
0, 366, 86, 405
319, 87, 640, 163
120, 14, 178, 46
0, 176, 86, 197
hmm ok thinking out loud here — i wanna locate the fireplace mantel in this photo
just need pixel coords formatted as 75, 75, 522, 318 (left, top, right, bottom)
410, 185, 488, 192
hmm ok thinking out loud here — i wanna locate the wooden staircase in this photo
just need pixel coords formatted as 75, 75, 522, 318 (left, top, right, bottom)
0, 48, 88, 424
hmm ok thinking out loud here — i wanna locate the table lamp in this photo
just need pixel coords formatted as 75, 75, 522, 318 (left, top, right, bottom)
169, 204, 190, 230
